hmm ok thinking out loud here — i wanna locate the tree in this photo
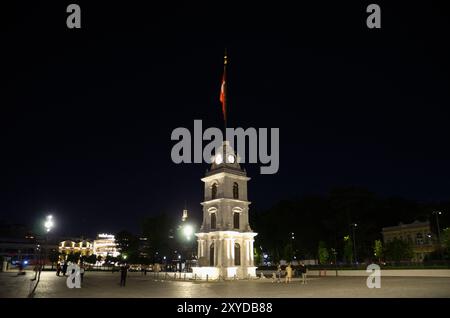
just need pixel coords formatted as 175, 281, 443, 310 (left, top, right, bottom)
283, 243, 294, 262
441, 227, 450, 259
48, 249, 60, 269
373, 240, 383, 263
254, 247, 262, 266
86, 254, 97, 265
66, 252, 81, 264
343, 235, 353, 264
104, 255, 117, 266
318, 241, 329, 264
116, 231, 139, 255
141, 213, 173, 263
443, 228, 450, 249
384, 238, 414, 263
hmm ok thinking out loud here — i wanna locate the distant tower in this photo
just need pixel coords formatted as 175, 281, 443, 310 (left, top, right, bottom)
182, 209, 188, 222
193, 141, 257, 279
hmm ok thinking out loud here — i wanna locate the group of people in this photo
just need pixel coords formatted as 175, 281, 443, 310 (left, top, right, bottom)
273, 263, 308, 284
53, 260, 129, 287
56, 262, 85, 282
56, 262, 68, 276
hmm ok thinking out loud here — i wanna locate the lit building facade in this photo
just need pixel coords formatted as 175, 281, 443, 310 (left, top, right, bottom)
93, 233, 120, 258
193, 141, 257, 280
382, 220, 437, 262
59, 239, 93, 256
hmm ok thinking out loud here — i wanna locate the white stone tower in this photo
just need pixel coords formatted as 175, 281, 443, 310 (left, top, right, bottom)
192, 141, 257, 279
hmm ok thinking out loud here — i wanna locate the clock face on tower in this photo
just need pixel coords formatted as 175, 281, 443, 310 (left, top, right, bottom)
227, 154, 235, 163
215, 154, 223, 164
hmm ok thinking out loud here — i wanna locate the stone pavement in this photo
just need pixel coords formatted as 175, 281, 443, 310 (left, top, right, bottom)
1, 270, 450, 298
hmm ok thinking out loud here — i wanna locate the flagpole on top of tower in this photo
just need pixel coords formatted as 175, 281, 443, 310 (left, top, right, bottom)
220, 48, 228, 134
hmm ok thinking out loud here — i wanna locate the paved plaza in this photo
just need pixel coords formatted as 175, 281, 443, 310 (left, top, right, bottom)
1, 270, 450, 298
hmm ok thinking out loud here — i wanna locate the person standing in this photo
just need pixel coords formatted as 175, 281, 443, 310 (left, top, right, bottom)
300, 262, 307, 285
120, 264, 128, 287
31, 263, 40, 280
285, 263, 293, 284
56, 262, 61, 276
80, 264, 85, 283
271, 272, 277, 283
276, 264, 282, 283
62, 262, 68, 276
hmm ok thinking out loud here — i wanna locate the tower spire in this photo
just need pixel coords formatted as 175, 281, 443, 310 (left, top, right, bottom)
220, 48, 228, 132
182, 201, 188, 222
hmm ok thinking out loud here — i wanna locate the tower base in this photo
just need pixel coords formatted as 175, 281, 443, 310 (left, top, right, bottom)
192, 266, 257, 280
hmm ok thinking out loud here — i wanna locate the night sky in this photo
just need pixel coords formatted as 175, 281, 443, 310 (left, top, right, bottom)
3, 1, 450, 237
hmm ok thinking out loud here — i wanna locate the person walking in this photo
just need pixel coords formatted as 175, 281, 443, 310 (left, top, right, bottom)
120, 264, 128, 287
276, 264, 282, 283
285, 263, 293, 284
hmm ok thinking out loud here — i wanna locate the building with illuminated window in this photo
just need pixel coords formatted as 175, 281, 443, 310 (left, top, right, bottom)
93, 233, 120, 258
193, 141, 257, 280
59, 234, 120, 259
382, 220, 437, 262
59, 239, 93, 256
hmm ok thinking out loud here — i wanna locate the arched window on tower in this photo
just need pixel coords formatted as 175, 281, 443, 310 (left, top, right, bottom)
234, 243, 241, 266
210, 243, 215, 266
233, 212, 240, 229
211, 183, 218, 200
233, 182, 239, 199
211, 213, 216, 230
416, 233, 423, 245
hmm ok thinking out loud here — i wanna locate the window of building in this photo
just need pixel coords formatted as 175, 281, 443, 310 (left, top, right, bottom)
233, 212, 240, 229
233, 182, 239, 199
211, 183, 217, 199
210, 243, 215, 266
407, 235, 412, 244
234, 243, 241, 266
416, 233, 423, 245
211, 213, 216, 230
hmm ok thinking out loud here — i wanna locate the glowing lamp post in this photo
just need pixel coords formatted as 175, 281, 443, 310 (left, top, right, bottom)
44, 215, 54, 233
183, 224, 194, 241
42, 215, 54, 271
351, 223, 358, 265
432, 211, 443, 259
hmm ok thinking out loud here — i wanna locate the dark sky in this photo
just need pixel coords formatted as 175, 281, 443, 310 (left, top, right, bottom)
3, 1, 450, 237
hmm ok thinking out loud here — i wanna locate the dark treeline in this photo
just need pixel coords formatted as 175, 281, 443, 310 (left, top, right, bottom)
250, 187, 450, 263
114, 214, 197, 265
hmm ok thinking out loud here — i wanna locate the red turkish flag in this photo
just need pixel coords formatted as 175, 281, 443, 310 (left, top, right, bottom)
220, 73, 226, 121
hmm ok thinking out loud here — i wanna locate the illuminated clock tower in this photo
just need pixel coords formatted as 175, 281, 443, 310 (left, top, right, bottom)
193, 141, 257, 279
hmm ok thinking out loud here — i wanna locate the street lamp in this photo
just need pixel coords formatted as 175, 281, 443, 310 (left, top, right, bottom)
43, 215, 54, 269
351, 223, 358, 265
331, 248, 338, 277
432, 211, 442, 246
44, 215, 54, 233
183, 224, 194, 241
432, 211, 443, 259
